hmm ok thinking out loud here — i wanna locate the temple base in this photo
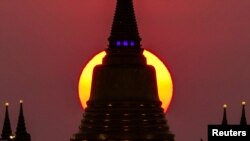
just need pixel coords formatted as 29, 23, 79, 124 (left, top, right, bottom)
71, 102, 174, 141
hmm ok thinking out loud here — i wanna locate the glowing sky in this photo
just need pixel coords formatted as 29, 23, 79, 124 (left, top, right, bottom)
1, 1, 250, 141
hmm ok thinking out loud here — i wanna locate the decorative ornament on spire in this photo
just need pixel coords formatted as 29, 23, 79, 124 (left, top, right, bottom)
109, 0, 141, 48
240, 101, 247, 125
222, 104, 228, 125
1, 102, 13, 140
5, 102, 9, 106
15, 100, 31, 141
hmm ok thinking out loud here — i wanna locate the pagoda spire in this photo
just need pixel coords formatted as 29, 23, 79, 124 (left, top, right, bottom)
14, 100, 31, 141
222, 104, 228, 125
1, 102, 13, 140
108, 0, 141, 48
240, 101, 247, 125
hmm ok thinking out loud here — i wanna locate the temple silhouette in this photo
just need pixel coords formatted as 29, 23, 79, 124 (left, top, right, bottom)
0, 101, 31, 141
200, 102, 248, 141
221, 102, 248, 125
206, 102, 249, 141
71, 0, 174, 140
1, 1, 249, 141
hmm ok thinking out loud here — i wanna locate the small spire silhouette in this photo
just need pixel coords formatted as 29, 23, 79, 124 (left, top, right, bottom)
240, 101, 247, 125
1, 102, 13, 140
15, 100, 31, 141
109, 0, 141, 48
222, 104, 228, 125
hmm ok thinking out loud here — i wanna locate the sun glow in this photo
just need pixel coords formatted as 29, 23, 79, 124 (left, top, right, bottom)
79, 50, 173, 112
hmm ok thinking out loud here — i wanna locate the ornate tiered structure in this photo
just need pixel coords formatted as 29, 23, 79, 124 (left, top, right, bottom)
0, 103, 13, 141
0, 101, 31, 141
222, 104, 228, 125
71, 0, 174, 140
14, 101, 31, 141
240, 101, 247, 125
221, 102, 248, 125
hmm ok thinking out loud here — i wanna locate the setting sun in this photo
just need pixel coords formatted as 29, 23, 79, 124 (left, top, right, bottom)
79, 50, 173, 112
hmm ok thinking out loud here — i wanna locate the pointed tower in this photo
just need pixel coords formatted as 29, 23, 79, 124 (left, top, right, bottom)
222, 104, 228, 125
108, 0, 141, 48
71, 0, 174, 141
240, 101, 247, 125
14, 100, 31, 141
1, 103, 13, 140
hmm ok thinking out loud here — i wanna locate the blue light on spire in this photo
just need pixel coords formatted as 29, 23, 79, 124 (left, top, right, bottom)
115, 40, 136, 47
123, 40, 129, 47
116, 41, 121, 46
130, 41, 135, 46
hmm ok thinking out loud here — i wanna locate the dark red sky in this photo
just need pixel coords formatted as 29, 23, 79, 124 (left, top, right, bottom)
1, 0, 250, 141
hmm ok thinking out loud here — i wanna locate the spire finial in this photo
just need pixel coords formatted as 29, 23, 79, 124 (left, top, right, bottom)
223, 104, 227, 108
5, 102, 9, 107
15, 100, 31, 141
109, 0, 141, 48
240, 101, 247, 125
1, 102, 13, 140
222, 104, 228, 125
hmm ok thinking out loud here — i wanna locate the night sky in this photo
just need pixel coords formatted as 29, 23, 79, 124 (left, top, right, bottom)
1, 0, 250, 141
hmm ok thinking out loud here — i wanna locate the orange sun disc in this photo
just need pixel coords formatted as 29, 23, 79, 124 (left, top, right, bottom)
79, 50, 173, 112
